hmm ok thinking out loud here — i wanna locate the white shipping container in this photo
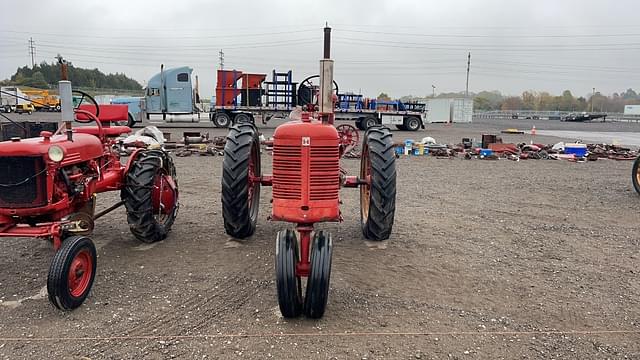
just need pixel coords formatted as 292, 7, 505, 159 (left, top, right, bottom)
425, 98, 473, 123
624, 105, 640, 115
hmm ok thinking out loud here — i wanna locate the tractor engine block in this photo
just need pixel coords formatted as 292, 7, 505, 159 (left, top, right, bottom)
271, 120, 341, 224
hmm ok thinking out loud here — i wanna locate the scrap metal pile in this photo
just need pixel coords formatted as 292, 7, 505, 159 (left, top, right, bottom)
395, 134, 639, 162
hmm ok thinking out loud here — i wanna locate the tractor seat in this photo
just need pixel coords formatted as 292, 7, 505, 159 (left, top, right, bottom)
75, 104, 132, 137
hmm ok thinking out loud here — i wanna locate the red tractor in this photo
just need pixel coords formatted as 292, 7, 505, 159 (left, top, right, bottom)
221, 27, 396, 318
0, 80, 179, 310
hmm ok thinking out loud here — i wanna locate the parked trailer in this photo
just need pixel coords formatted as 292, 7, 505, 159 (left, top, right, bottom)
209, 70, 425, 131
425, 98, 473, 123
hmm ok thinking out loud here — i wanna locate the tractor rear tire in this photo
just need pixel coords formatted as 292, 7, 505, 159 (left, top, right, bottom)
276, 229, 303, 318
222, 123, 261, 238
122, 150, 179, 243
360, 126, 397, 240
303, 231, 333, 319
47, 235, 97, 310
632, 156, 640, 195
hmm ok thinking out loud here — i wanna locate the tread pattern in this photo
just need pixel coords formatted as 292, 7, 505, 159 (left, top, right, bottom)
47, 236, 97, 310
361, 126, 397, 240
222, 123, 260, 238
276, 229, 302, 318
304, 231, 333, 319
633, 157, 640, 195
121, 150, 178, 243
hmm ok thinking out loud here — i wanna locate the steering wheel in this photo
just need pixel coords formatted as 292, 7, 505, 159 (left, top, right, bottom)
73, 89, 100, 122
297, 75, 339, 107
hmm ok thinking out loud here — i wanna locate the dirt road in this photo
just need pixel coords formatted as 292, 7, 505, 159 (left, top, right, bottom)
0, 118, 638, 359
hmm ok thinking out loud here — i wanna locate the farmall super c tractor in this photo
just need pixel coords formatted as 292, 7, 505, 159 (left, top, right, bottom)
221, 27, 397, 318
0, 78, 179, 310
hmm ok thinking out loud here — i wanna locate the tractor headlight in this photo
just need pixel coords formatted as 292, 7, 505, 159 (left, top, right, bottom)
48, 145, 64, 162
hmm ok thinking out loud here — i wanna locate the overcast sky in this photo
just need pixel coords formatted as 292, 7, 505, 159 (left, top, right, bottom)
1, 0, 639, 99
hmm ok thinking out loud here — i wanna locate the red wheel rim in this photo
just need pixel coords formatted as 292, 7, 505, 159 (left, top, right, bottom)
68, 249, 93, 298
152, 170, 177, 220
336, 124, 359, 154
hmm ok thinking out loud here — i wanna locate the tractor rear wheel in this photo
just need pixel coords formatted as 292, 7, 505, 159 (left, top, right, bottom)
276, 229, 303, 318
360, 127, 397, 240
303, 231, 333, 319
222, 123, 261, 238
632, 156, 640, 195
47, 235, 97, 310
122, 150, 179, 243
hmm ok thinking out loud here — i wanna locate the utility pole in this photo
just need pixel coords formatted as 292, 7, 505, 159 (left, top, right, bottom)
28, 37, 35, 68
465, 52, 471, 97
432, 84, 436, 98
591, 87, 595, 112
219, 49, 224, 70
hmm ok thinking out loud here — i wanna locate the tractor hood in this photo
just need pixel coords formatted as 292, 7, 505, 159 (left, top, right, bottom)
0, 133, 103, 166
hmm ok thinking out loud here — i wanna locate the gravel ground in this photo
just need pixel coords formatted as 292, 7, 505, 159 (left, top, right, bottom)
0, 116, 639, 359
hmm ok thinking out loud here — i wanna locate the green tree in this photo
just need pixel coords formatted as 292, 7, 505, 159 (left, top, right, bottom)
377, 92, 391, 101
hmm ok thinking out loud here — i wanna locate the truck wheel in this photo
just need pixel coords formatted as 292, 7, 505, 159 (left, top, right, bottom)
55, 104, 61, 112
214, 113, 231, 128
632, 156, 640, 195
403, 116, 421, 131
355, 118, 365, 130
363, 116, 378, 130
395, 125, 407, 131
360, 127, 396, 240
276, 229, 303, 318
126, 113, 136, 128
47, 235, 97, 310
234, 113, 253, 124
122, 150, 179, 243
222, 123, 261, 238
304, 231, 333, 319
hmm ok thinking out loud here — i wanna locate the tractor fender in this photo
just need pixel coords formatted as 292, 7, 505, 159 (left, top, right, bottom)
123, 148, 146, 176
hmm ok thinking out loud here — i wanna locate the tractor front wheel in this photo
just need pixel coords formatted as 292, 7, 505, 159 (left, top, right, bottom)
276, 229, 302, 318
47, 236, 97, 310
632, 156, 640, 195
303, 231, 333, 319
360, 126, 397, 240
122, 150, 179, 243
222, 123, 261, 238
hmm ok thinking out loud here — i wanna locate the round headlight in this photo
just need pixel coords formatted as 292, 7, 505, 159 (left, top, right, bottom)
48, 145, 64, 162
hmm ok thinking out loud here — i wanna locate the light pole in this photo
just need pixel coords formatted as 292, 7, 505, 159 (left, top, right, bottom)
591, 87, 595, 113
432, 85, 436, 98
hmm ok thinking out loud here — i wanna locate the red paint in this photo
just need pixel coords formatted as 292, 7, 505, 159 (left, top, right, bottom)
68, 249, 93, 297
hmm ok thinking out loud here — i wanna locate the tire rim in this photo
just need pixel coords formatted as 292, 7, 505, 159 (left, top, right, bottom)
68, 249, 93, 298
152, 170, 177, 223
248, 142, 260, 221
409, 118, 419, 130
366, 118, 376, 128
360, 146, 371, 220
636, 165, 640, 186
217, 115, 230, 127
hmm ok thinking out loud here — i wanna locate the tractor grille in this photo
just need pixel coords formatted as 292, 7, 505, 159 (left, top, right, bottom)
272, 144, 340, 202
0, 156, 47, 208
272, 145, 302, 200
309, 146, 340, 201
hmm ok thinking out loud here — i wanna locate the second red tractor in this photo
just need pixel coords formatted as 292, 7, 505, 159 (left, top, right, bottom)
221, 27, 397, 318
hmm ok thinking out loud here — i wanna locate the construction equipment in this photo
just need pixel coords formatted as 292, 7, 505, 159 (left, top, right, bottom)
221, 26, 397, 318
0, 76, 179, 311
22, 89, 61, 112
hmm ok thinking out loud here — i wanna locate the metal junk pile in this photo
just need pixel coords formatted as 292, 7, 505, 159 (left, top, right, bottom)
395, 134, 638, 162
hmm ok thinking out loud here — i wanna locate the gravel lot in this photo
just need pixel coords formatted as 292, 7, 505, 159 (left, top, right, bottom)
0, 115, 639, 359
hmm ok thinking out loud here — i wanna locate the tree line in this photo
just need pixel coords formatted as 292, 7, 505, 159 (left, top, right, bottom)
473, 89, 639, 113
0, 62, 142, 91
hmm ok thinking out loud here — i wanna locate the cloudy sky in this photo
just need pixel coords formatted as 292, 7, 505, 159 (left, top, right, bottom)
1, 0, 639, 99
